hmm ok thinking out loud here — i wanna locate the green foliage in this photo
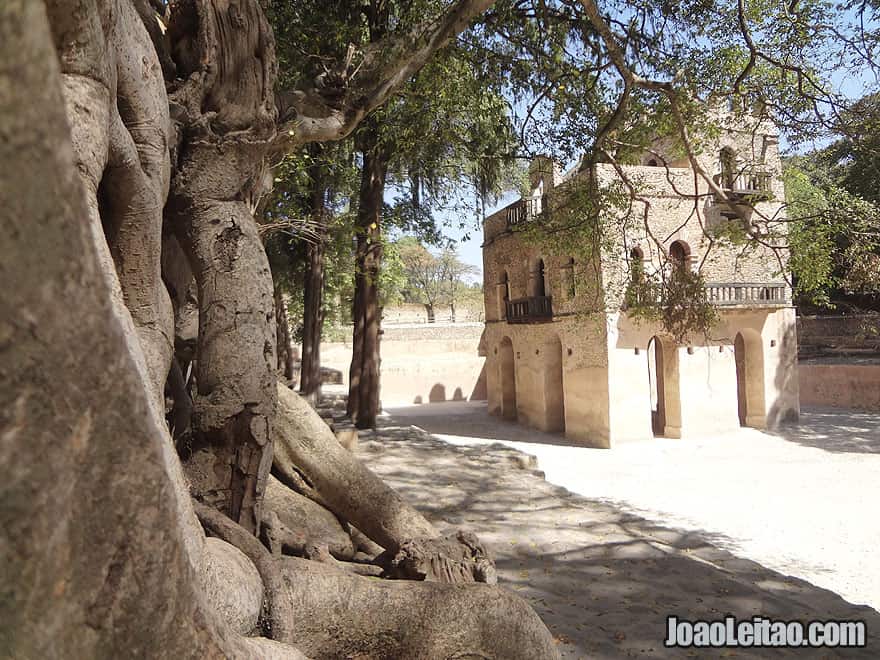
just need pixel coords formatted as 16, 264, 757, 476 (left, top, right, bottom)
266, 0, 880, 333
783, 161, 880, 309
378, 237, 408, 308
395, 236, 479, 313
624, 266, 718, 342
660, 268, 719, 342
820, 93, 880, 205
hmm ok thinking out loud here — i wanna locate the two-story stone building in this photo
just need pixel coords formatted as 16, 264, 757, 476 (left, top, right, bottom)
481, 115, 800, 447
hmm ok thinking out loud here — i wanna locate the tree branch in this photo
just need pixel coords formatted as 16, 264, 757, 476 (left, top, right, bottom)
275, 0, 494, 150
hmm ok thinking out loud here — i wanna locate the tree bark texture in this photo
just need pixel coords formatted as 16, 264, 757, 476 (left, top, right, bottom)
347, 127, 388, 428
0, 6, 254, 655
46, 0, 175, 408
278, 558, 561, 660
166, 0, 279, 534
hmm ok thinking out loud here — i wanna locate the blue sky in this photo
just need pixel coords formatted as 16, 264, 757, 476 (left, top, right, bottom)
393, 7, 880, 279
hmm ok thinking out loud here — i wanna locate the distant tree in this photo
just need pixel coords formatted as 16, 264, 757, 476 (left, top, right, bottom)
397, 238, 478, 322
438, 247, 479, 322
398, 237, 447, 322
346, 39, 516, 428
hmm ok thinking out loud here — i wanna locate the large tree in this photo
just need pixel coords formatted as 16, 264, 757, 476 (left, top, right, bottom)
5, 0, 880, 655
2, 1, 564, 658
46, 0, 492, 533
347, 41, 515, 427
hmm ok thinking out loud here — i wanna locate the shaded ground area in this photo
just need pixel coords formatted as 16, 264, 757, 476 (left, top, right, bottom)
384, 402, 880, 614
354, 403, 880, 658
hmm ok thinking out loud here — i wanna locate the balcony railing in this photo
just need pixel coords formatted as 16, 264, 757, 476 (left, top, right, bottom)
506, 296, 553, 323
506, 196, 544, 228
705, 282, 788, 306
713, 169, 774, 202
623, 281, 789, 309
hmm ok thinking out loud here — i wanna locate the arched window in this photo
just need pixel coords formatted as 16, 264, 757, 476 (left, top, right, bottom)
535, 259, 547, 297
498, 271, 511, 319
646, 158, 658, 167
566, 257, 576, 298
630, 247, 645, 282
669, 241, 690, 271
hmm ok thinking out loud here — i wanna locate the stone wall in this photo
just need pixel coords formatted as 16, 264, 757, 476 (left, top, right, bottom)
305, 323, 486, 406
797, 315, 880, 356
480, 115, 801, 446
482, 118, 791, 320
382, 303, 484, 325
798, 361, 880, 410
483, 314, 610, 445
482, 306, 799, 447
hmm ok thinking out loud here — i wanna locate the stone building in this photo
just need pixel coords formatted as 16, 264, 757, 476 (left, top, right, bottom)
481, 114, 800, 447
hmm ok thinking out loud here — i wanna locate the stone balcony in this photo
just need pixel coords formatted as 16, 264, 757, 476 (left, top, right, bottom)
712, 168, 775, 203
705, 282, 788, 306
505, 195, 544, 228
506, 296, 554, 323
625, 281, 790, 310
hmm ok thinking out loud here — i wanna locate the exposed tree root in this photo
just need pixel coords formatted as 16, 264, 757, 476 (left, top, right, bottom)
194, 501, 297, 646
237, 636, 312, 660
278, 557, 561, 659
272, 383, 496, 583
378, 530, 497, 584
262, 474, 355, 560
202, 538, 263, 635
273, 383, 437, 549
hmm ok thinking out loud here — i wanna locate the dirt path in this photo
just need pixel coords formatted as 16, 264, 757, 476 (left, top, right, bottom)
354, 406, 880, 658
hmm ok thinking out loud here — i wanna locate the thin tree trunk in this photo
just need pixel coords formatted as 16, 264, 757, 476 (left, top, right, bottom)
275, 286, 295, 382
300, 156, 328, 401
299, 238, 326, 399
347, 127, 388, 429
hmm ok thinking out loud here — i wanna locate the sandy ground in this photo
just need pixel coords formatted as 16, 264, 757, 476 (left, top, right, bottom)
347, 397, 880, 658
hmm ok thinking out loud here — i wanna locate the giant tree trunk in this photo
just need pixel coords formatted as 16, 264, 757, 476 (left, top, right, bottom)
347, 129, 388, 429
47, 0, 175, 408
165, 0, 279, 535
0, 7, 259, 655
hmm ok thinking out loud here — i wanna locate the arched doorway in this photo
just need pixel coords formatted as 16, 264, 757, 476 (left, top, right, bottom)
499, 337, 517, 421
543, 334, 565, 432
647, 335, 682, 437
734, 330, 766, 428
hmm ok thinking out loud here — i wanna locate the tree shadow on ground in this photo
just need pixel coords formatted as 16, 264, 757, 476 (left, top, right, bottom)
768, 407, 880, 455
358, 420, 880, 659
383, 401, 591, 448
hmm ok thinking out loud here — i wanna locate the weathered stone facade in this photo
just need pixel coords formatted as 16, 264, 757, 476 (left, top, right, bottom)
482, 116, 800, 447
